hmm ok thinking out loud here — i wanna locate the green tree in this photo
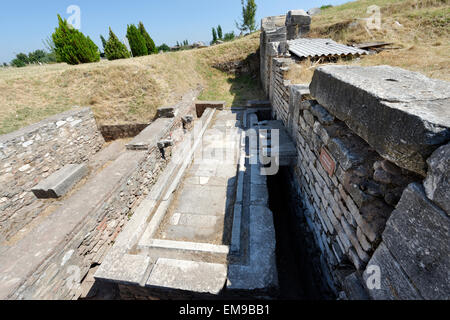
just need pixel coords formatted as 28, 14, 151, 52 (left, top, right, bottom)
217, 25, 223, 39
126, 24, 148, 57
100, 35, 107, 51
28, 50, 47, 63
138, 22, 158, 54
105, 28, 130, 60
158, 43, 170, 52
212, 27, 218, 44
11, 53, 28, 67
236, 0, 257, 33
52, 15, 100, 65
223, 31, 236, 42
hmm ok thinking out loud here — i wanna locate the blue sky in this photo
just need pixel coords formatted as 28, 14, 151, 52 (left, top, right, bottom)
0, 0, 349, 63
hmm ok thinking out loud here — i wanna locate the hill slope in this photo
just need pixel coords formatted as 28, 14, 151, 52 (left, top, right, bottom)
0, 33, 262, 134
287, 0, 449, 83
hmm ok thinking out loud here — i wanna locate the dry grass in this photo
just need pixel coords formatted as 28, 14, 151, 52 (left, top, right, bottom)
0, 33, 263, 134
286, 0, 450, 84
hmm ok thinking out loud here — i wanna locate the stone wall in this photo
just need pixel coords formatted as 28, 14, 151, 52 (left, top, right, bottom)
9, 89, 200, 300
260, 15, 449, 300
99, 124, 148, 142
0, 108, 104, 243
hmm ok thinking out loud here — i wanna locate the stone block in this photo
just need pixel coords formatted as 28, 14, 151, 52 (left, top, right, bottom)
357, 227, 372, 252
311, 104, 335, 125
32, 164, 88, 199
363, 243, 422, 300
424, 143, 450, 214
310, 65, 450, 176
146, 258, 227, 295
285, 9, 311, 26
382, 183, 450, 300
195, 101, 226, 118
347, 247, 364, 270
303, 110, 315, 127
343, 272, 370, 300
358, 200, 392, 243
157, 106, 175, 118
341, 217, 370, 262
327, 135, 372, 171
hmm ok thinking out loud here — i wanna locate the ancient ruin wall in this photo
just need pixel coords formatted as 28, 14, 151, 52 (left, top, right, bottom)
0, 108, 104, 243
260, 16, 449, 300
9, 90, 200, 300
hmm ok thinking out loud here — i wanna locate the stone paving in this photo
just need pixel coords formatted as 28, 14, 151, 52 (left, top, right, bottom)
154, 111, 241, 245
95, 108, 280, 298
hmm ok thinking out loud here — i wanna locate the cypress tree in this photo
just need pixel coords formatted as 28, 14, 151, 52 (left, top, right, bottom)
52, 15, 100, 65
212, 28, 218, 43
138, 22, 158, 54
105, 28, 130, 60
217, 25, 223, 39
100, 35, 107, 51
126, 24, 148, 57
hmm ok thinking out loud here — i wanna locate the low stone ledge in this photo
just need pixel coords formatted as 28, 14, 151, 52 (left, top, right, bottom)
195, 101, 226, 118
31, 164, 88, 199
310, 65, 450, 176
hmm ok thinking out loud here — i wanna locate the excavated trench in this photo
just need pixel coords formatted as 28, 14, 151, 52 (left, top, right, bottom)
267, 167, 332, 300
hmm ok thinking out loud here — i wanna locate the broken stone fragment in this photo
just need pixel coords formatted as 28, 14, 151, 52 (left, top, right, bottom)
423, 143, 450, 214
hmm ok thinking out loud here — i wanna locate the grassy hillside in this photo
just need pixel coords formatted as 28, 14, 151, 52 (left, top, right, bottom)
1, 0, 448, 134
0, 33, 262, 134
287, 0, 449, 83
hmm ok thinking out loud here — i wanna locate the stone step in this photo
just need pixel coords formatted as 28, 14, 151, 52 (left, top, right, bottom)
31, 164, 88, 199
126, 118, 172, 151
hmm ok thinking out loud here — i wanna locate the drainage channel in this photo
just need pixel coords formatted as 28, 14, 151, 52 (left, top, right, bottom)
267, 166, 330, 300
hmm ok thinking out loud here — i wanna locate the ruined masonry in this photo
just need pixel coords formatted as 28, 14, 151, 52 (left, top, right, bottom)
0, 9, 449, 301
260, 11, 449, 300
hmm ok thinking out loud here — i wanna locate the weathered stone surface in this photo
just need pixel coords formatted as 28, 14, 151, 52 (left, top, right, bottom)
424, 143, 450, 214
358, 200, 392, 243
146, 258, 227, 295
157, 106, 175, 118
285, 9, 311, 26
126, 118, 172, 150
327, 135, 371, 171
311, 104, 335, 125
310, 65, 450, 175
32, 164, 88, 198
303, 110, 315, 127
382, 183, 450, 299
195, 101, 226, 118
363, 243, 422, 300
227, 205, 278, 293
343, 272, 370, 300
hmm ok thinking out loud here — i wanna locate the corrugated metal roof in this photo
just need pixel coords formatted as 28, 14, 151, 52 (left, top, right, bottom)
288, 38, 368, 59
